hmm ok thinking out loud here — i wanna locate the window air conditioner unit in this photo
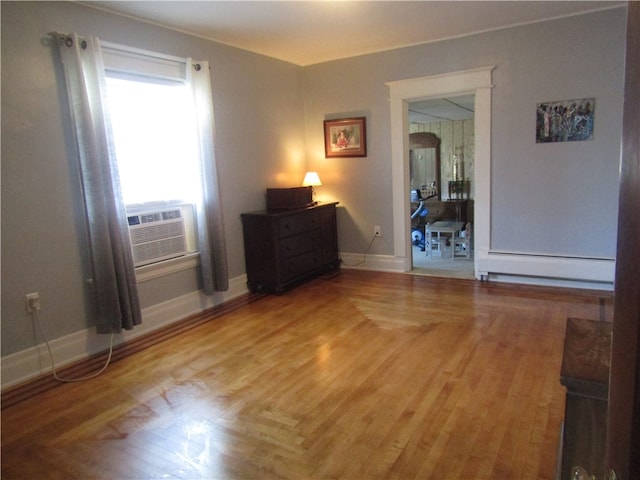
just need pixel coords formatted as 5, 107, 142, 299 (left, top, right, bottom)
127, 207, 187, 267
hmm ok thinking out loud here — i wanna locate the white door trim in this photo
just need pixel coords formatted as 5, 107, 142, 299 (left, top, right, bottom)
386, 67, 495, 278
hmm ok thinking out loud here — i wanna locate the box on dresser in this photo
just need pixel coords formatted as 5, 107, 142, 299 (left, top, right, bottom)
266, 186, 314, 210
241, 202, 339, 293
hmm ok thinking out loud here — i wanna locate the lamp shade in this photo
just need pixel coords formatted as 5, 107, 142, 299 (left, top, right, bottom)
302, 171, 322, 187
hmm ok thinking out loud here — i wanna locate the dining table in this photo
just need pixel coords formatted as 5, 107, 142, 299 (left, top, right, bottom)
426, 221, 464, 258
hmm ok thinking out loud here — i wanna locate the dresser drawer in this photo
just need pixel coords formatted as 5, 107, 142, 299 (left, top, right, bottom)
278, 211, 320, 238
282, 251, 323, 281
279, 231, 321, 259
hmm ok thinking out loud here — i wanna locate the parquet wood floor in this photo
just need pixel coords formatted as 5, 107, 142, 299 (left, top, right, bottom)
1, 270, 612, 479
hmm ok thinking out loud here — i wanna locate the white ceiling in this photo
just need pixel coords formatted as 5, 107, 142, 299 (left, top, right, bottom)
83, 1, 623, 123
84, 1, 623, 67
409, 95, 476, 123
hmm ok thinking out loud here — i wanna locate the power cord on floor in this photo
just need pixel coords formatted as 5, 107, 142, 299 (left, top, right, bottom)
340, 231, 378, 267
32, 310, 115, 383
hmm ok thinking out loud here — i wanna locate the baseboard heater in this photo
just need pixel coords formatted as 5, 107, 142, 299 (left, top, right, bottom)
127, 207, 187, 267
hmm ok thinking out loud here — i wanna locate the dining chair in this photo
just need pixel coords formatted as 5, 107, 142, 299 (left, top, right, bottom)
426, 224, 447, 258
453, 222, 472, 259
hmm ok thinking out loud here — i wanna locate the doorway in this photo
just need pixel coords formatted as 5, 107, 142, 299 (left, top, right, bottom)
408, 96, 475, 278
386, 66, 494, 279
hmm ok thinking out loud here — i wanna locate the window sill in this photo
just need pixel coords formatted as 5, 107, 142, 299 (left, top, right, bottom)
135, 252, 200, 283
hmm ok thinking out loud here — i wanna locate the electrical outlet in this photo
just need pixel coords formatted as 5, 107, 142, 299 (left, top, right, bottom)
26, 292, 40, 313
374, 226, 381, 237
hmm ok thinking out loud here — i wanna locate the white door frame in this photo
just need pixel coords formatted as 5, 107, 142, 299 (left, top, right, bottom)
386, 67, 495, 278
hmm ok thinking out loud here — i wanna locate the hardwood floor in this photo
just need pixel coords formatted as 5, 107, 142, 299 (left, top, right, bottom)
1, 270, 612, 479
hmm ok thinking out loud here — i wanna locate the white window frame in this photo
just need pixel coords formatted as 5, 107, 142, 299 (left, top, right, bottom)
101, 41, 203, 279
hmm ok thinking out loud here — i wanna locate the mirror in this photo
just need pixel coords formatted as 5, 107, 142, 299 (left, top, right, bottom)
409, 132, 441, 201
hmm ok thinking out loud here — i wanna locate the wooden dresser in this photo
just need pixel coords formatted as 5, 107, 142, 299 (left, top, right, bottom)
559, 317, 612, 479
411, 199, 471, 225
241, 202, 339, 293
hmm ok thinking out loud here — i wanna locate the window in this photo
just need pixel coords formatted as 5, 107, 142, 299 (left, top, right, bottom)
54, 33, 228, 332
101, 44, 206, 262
105, 77, 202, 207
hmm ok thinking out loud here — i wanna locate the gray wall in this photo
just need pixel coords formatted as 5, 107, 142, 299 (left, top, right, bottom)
302, 7, 626, 258
1, 3, 627, 359
1, 1, 305, 356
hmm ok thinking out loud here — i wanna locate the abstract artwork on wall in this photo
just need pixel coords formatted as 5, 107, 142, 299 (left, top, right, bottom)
536, 98, 594, 143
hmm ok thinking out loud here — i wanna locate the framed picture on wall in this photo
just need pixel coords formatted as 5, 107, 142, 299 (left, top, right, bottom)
536, 98, 594, 143
324, 117, 367, 157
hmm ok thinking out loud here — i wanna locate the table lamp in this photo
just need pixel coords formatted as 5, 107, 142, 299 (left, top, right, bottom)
302, 171, 322, 200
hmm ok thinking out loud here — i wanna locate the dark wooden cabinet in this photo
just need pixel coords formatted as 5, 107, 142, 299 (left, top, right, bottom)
559, 317, 611, 480
411, 199, 471, 225
241, 202, 339, 293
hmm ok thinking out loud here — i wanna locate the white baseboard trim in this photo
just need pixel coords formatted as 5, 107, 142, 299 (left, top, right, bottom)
477, 250, 615, 289
339, 252, 405, 272
340, 250, 615, 290
1, 274, 249, 390
484, 273, 614, 291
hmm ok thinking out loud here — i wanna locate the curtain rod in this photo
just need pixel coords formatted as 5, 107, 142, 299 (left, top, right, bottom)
49, 32, 205, 71
49, 31, 84, 49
